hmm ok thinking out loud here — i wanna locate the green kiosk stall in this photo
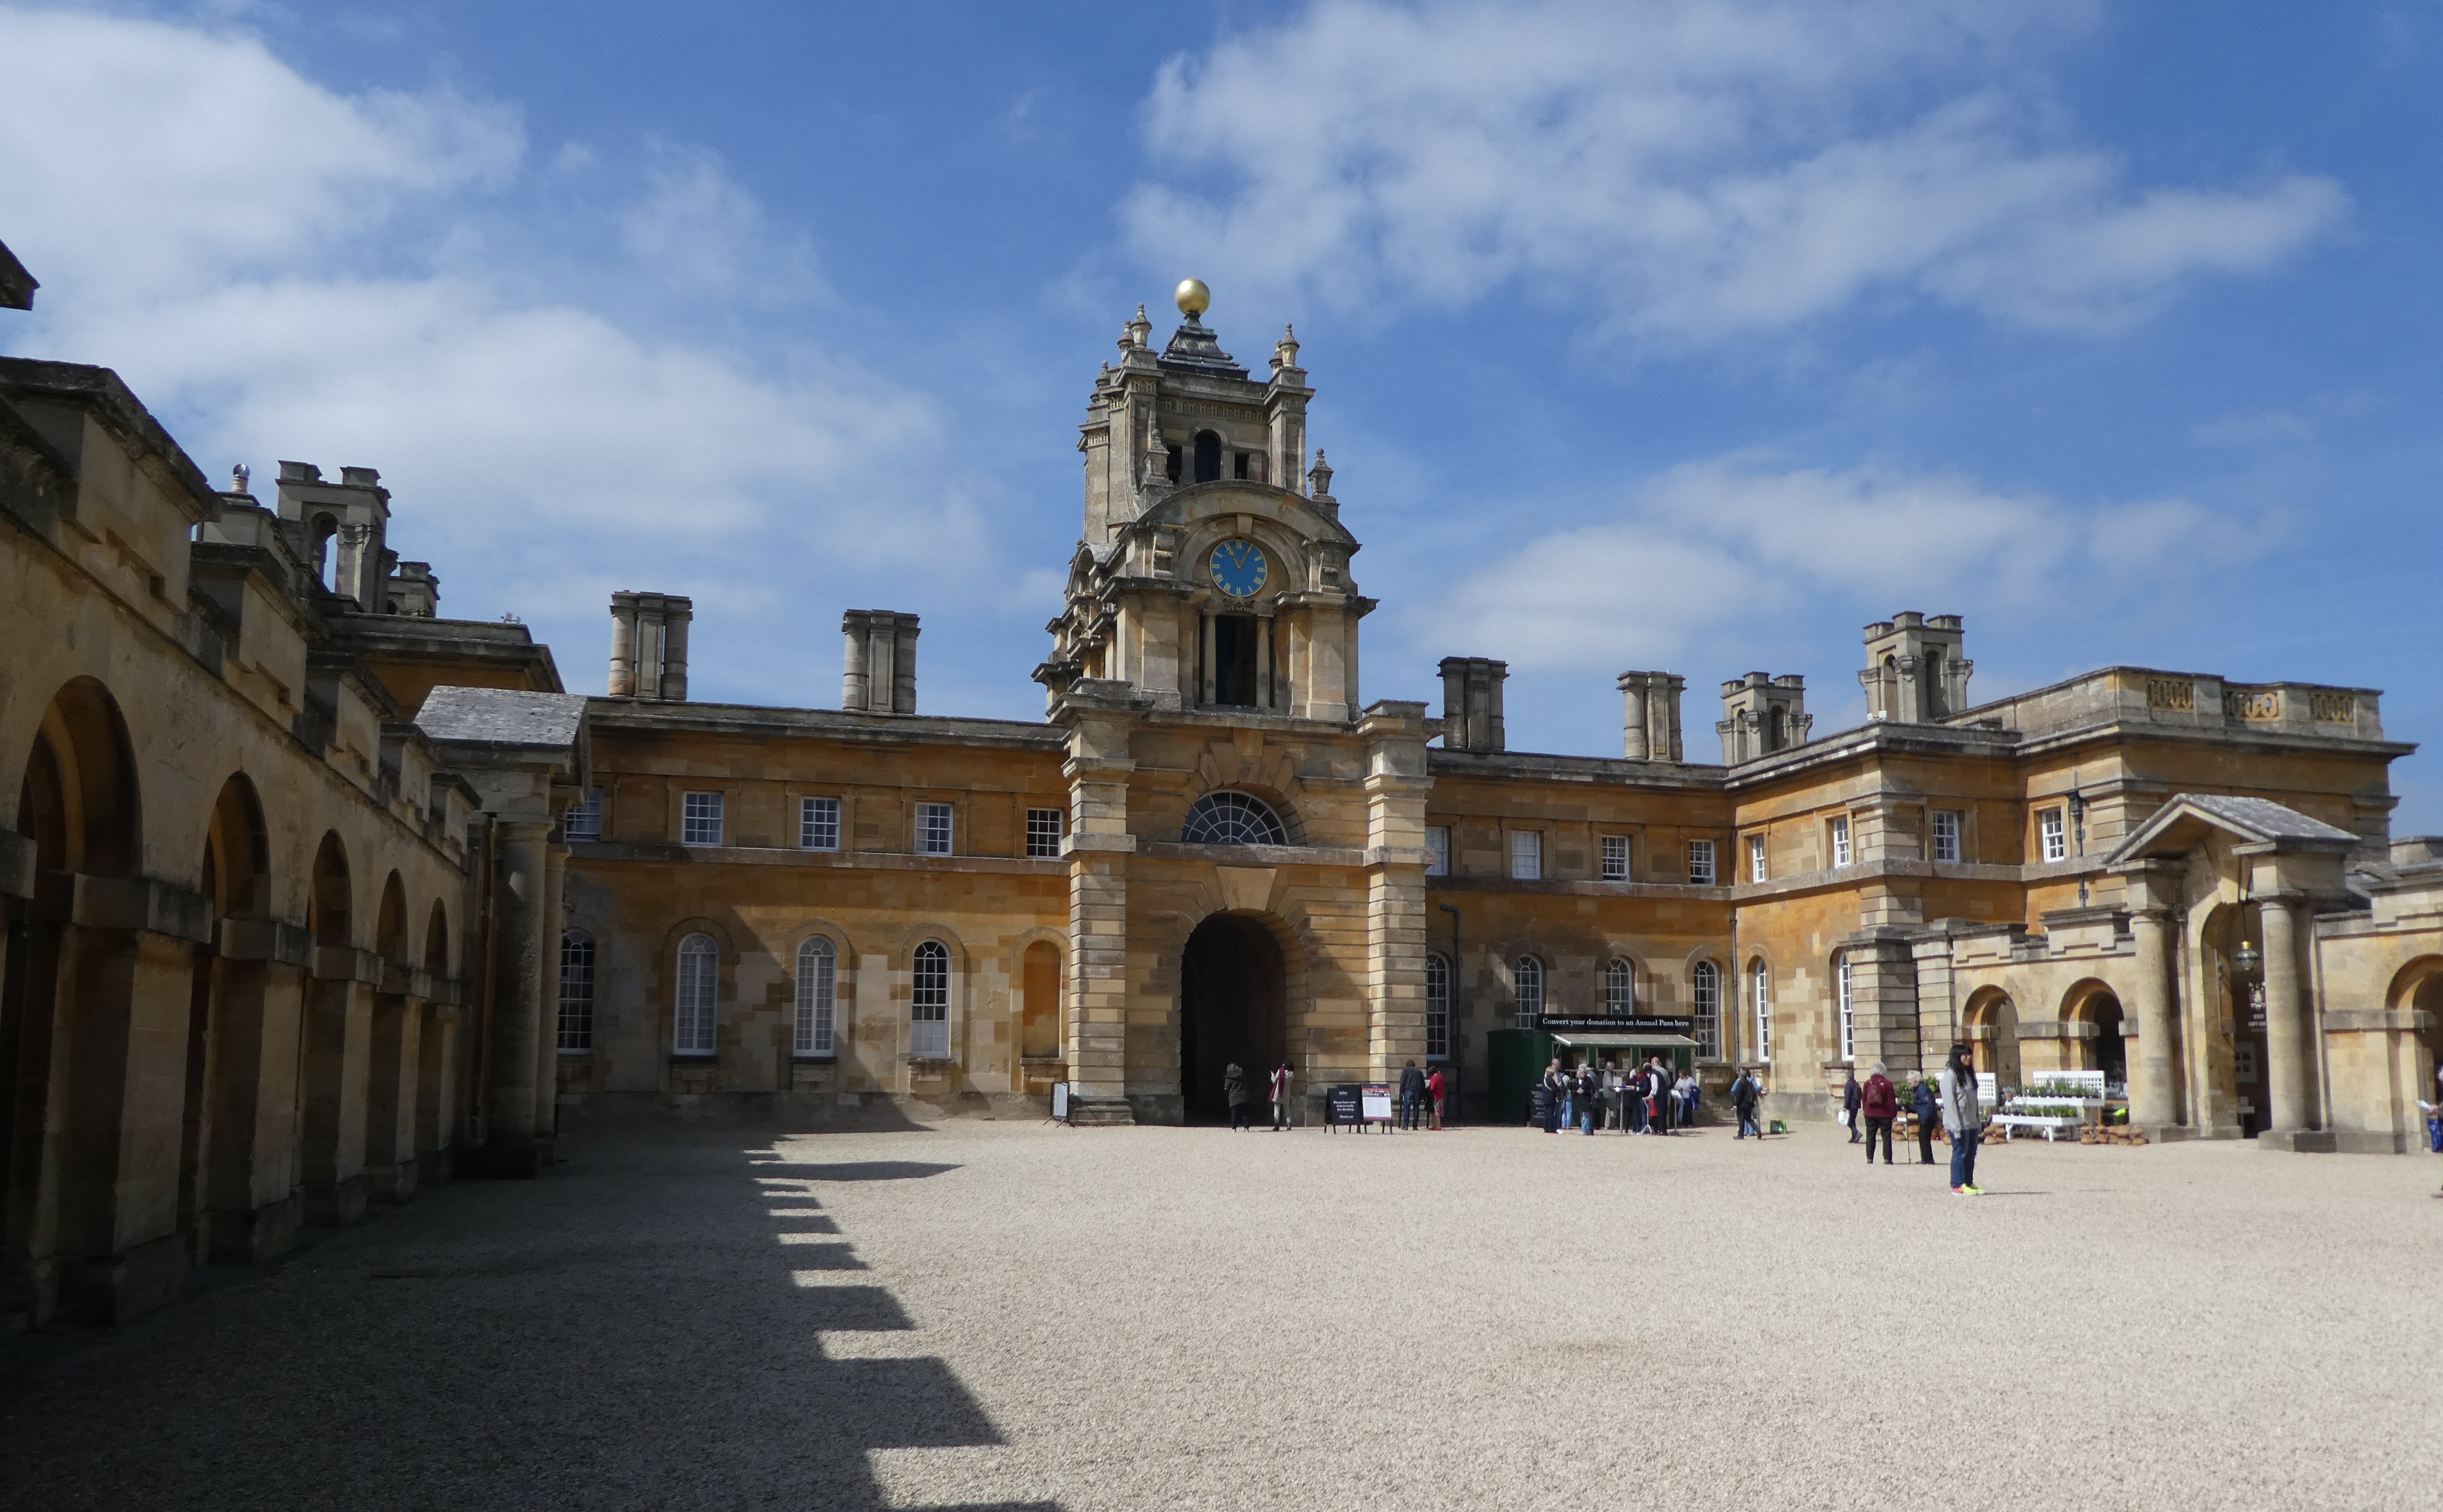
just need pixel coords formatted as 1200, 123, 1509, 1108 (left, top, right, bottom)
1487, 1016, 1699, 1124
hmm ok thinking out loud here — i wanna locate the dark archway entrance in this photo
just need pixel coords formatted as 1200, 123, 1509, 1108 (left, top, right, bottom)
1179, 913, 1286, 1124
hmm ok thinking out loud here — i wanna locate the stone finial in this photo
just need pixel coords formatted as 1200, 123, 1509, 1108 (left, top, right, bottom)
1272, 323, 1300, 372
1307, 449, 1333, 499
229, 462, 250, 495
1123, 304, 1153, 351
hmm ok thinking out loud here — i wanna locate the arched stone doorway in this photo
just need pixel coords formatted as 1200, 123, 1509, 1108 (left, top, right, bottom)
1178, 912, 1286, 1124
2065, 981, 2128, 1088
1963, 988, 2021, 1092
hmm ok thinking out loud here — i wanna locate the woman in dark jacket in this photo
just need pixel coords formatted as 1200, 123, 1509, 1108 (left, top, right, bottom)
1912, 1076, 1941, 1165
1224, 1063, 1251, 1131
1861, 1062, 1899, 1164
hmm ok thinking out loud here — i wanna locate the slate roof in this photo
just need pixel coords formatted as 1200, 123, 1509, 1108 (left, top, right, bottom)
415, 686, 587, 749
2106, 791, 2361, 865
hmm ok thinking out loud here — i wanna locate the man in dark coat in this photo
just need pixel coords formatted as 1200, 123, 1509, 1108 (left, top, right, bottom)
1224, 1062, 1251, 1131
1732, 1068, 1762, 1139
1912, 1075, 1941, 1164
1399, 1059, 1427, 1131
1842, 1069, 1864, 1143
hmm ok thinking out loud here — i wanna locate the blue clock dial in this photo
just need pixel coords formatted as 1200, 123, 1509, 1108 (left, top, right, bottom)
1209, 538, 1269, 598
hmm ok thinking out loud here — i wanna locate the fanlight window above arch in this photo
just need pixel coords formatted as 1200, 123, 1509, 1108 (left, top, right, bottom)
1181, 791, 1288, 847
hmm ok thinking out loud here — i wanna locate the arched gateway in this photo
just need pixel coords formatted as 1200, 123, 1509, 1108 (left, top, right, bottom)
1178, 913, 1288, 1123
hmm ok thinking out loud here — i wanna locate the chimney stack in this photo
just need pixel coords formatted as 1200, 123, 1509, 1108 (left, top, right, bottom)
1437, 657, 1507, 753
842, 610, 920, 714
608, 591, 692, 700
1616, 672, 1685, 762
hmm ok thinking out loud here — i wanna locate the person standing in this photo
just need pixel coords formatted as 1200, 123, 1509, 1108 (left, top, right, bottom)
1861, 1062, 1898, 1164
1650, 1057, 1673, 1134
1224, 1062, 1251, 1131
1426, 1065, 1447, 1130
1938, 1043, 1986, 1194
1842, 1068, 1863, 1144
1269, 1061, 1295, 1131
1541, 1059, 1566, 1133
1399, 1059, 1428, 1131
1676, 1069, 1700, 1128
1912, 1073, 1940, 1165
1731, 1068, 1761, 1138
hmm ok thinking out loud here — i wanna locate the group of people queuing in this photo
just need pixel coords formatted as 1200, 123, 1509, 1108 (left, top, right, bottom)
1220, 1059, 1448, 1130
1835, 1047, 1993, 1194
1398, 1060, 1448, 1129
1538, 1056, 1697, 1136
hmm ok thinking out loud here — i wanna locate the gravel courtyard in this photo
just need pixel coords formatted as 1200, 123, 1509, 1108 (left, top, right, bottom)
4, 1115, 2441, 1511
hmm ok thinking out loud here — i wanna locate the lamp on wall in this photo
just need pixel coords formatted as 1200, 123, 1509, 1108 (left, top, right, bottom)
2232, 939, 2264, 981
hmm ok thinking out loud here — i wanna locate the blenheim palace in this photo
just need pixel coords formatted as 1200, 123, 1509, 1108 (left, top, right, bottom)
6, 242, 2443, 1330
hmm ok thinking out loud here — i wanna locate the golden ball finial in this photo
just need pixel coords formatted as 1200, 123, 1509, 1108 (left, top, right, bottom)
1174, 277, 1211, 320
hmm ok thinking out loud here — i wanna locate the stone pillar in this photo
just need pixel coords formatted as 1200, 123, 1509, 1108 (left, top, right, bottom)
534, 840, 569, 1157
2124, 887, 2183, 1133
203, 922, 309, 1262
658, 605, 691, 701
1845, 934, 1921, 1074
300, 951, 374, 1227
1060, 701, 1139, 1125
363, 984, 421, 1204
1199, 614, 1217, 706
479, 820, 551, 1174
841, 616, 869, 710
1257, 616, 1275, 710
414, 992, 457, 1186
1361, 703, 1433, 1082
1619, 680, 1648, 760
2260, 893, 2314, 1137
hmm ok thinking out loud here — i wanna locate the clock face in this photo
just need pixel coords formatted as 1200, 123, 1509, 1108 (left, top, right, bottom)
1209, 538, 1269, 599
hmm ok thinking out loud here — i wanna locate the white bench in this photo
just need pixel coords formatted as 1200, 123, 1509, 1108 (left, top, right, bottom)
1992, 1112, 2083, 1142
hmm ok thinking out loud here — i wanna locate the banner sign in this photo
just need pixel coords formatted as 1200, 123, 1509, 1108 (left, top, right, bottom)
1051, 1082, 1070, 1121
1535, 1016, 1694, 1036
1360, 1084, 1394, 1122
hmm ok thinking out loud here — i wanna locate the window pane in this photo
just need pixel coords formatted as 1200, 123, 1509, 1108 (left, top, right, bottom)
1026, 807, 1065, 858
1425, 952, 1451, 1060
1752, 962, 1772, 1063
796, 937, 836, 1056
1510, 831, 1542, 881
1687, 839, 1716, 885
1515, 956, 1543, 1016
1601, 834, 1629, 881
910, 940, 951, 1057
1748, 834, 1768, 882
1933, 810, 1961, 863
1692, 962, 1721, 1060
918, 803, 954, 856
681, 791, 724, 847
1425, 826, 1449, 877
801, 797, 840, 852
1838, 958, 1855, 1062
557, 931, 595, 1051
1604, 958, 1633, 1014
565, 789, 603, 841
675, 934, 718, 1054
1181, 791, 1288, 846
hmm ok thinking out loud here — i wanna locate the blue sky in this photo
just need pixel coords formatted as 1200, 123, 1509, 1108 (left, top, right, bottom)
6, 2, 2442, 827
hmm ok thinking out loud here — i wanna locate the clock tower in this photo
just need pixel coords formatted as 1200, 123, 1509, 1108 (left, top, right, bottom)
1037, 280, 1371, 722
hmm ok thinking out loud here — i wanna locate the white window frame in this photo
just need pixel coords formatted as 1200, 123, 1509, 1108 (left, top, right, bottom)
681, 791, 724, 848
1747, 833, 1768, 883
1603, 957, 1635, 1015
674, 933, 718, 1055
910, 939, 951, 1058
1510, 830, 1543, 882
1687, 839, 1716, 886
557, 930, 595, 1051
565, 789, 603, 841
1425, 826, 1450, 878
1600, 834, 1630, 882
917, 802, 954, 857
2039, 806, 2067, 863
1025, 807, 1065, 859
795, 936, 837, 1056
1692, 961, 1721, 1060
800, 796, 841, 852
1751, 960, 1772, 1064
1837, 956, 1856, 1063
1514, 956, 1544, 1018
1425, 952, 1451, 1061
1830, 814, 1852, 869
1932, 809, 1961, 864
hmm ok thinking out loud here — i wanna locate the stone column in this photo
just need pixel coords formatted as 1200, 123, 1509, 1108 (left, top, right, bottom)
2261, 893, 2314, 1135
1361, 703, 1433, 1083
608, 593, 638, 696
480, 820, 551, 1174
1199, 614, 1217, 706
1619, 680, 1649, 761
2127, 904, 2181, 1132
300, 951, 374, 1227
534, 839, 570, 1157
1257, 616, 1275, 710
1060, 702, 1139, 1125
203, 921, 310, 1262
362, 978, 418, 1204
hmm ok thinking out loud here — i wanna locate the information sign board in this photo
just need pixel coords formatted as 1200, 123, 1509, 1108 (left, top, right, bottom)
1051, 1082, 1070, 1121
1326, 1084, 1363, 1126
1361, 1084, 1394, 1122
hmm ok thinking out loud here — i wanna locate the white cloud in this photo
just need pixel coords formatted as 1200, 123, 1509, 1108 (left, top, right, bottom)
0, 6, 971, 650
1125, 0, 2345, 339
1425, 458, 2233, 670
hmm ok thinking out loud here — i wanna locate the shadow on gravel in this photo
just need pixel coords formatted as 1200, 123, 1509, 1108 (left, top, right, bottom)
0, 1127, 1062, 1512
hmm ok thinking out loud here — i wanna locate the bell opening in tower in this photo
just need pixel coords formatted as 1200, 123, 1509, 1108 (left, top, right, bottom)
1193, 430, 1223, 483
1215, 615, 1261, 708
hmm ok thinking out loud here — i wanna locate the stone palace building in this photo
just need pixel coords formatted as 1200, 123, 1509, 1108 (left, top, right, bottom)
7, 246, 2442, 1330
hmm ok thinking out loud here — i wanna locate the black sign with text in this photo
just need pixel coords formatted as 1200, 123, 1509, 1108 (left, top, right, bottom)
1535, 1016, 1694, 1036
1326, 1084, 1363, 1125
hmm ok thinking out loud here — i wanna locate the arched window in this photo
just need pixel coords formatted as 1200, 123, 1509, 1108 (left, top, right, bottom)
1514, 955, 1544, 1018
1425, 952, 1452, 1061
1837, 955, 1856, 1062
1750, 959, 1772, 1064
1193, 429, 1223, 483
674, 933, 718, 1055
558, 930, 595, 1052
910, 940, 951, 1059
1603, 958, 1635, 1015
795, 936, 837, 1057
1691, 961, 1721, 1060
1181, 791, 1288, 846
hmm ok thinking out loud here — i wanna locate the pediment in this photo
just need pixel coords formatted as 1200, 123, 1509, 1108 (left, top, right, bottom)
2106, 792, 2358, 865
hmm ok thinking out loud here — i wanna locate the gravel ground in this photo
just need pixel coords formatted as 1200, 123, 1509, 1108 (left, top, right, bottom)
4, 1116, 2441, 1511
